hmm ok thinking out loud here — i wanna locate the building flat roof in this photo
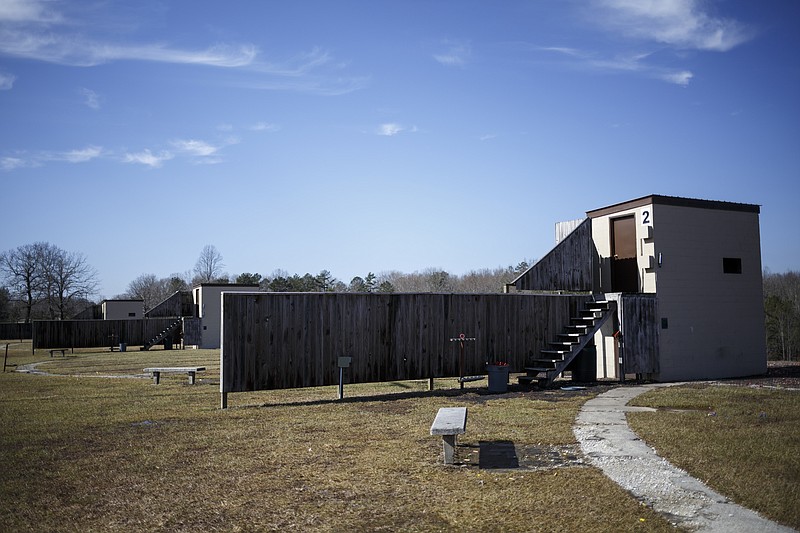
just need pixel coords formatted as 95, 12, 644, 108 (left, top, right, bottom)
586, 194, 760, 218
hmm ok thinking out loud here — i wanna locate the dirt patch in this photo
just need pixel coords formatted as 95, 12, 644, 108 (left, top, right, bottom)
457, 442, 584, 471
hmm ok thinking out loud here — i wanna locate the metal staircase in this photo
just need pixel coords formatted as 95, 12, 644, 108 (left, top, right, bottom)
140, 319, 182, 351
519, 299, 616, 387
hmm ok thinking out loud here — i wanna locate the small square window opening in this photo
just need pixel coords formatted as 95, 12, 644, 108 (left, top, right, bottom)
723, 257, 742, 274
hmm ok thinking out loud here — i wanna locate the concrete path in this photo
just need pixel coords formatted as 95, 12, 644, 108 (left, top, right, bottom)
573, 384, 795, 532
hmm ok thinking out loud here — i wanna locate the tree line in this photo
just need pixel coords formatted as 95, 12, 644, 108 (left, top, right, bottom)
0, 242, 98, 322
122, 242, 533, 312
763, 270, 800, 361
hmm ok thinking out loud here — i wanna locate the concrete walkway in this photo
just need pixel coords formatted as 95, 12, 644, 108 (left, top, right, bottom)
573, 385, 795, 532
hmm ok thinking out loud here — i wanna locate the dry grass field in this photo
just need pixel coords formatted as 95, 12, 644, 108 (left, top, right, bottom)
1, 341, 797, 531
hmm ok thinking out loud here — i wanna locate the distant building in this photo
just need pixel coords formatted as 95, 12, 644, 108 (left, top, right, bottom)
100, 299, 144, 320
192, 284, 261, 349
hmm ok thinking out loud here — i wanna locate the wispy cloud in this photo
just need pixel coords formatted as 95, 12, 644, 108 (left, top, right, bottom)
1, 156, 26, 171
56, 145, 103, 163
250, 121, 279, 132
658, 70, 693, 86
592, 0, 753, 52
377, 123, 417, 137
0, 71, 15, 89
529, 1, 753, 86
2, 132, 250, 171
0, 31, 258, 68
539, 46, 695, 86
238, 77, 368, 96
122, 149, 173, 168
1, 145, 102, 169
170, 137, 240, 164
0, 0, 256, 67
80, 87, 100, 109
479, 134, 498, 141
434, 40, 471, 67
171, 139, 219, 157
0, 0, 62, 24
0, 5, 364, 96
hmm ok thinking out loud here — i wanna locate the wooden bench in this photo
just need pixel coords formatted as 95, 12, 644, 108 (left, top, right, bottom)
143, 367, 205, 385
430, 407, 468, 464
49, 349, 69, 358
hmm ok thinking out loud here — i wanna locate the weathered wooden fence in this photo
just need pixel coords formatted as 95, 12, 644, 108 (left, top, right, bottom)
146, 291, 195, 318
510, 218, 597, 292
32, 318, 180, 350
609, 294, 659, 375
0, 322, 32, 340
183, 317, 202, 346
221, 292, 590, 394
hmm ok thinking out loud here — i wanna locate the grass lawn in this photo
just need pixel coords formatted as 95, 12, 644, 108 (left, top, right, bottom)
2, 341, 796, 532
628, 383, 800, 530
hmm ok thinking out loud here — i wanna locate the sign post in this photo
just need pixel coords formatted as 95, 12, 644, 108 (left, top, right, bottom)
337, 356, 352, 400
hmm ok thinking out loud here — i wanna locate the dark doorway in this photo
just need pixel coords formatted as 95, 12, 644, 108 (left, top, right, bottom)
611, 215, 639, 293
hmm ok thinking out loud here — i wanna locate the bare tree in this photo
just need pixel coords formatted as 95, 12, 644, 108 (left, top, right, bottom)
0, 242, 99, 321
125, 274, 167, 312
0, 243, 47, 322
193, 245, 225, 284
45, 247, 99, 320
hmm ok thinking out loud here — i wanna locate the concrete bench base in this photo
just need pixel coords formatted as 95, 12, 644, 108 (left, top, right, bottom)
430, 407, 468, 464
143, 367, 206, 385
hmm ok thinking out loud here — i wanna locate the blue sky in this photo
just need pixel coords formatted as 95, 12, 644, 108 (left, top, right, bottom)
1, 0, 798, 299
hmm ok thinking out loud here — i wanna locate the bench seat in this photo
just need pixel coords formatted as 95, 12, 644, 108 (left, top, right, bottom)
430, 407, 468, 464
143, 367, 206, 385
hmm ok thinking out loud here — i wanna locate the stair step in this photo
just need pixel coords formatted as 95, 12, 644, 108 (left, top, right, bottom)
566, 324, 589, 331
541, 349, 569, 355
518, 375, 548, 386
524, 367, 552, 373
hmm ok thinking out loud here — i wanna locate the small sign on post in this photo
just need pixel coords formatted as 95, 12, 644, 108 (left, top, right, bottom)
337, 356, 352, 400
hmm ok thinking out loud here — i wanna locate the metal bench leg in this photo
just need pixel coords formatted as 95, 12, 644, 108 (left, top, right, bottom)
153, 371, 160, 385
188, 371, 196, 385
442, 435, 457, 464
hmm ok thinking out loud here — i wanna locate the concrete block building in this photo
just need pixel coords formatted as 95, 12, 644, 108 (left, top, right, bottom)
512, 194, 766, 382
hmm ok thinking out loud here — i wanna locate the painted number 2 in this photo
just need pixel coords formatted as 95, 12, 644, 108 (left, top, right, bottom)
642, 210, 650, 224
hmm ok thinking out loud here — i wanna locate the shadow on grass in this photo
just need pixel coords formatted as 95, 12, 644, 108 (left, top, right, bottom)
237, 382, 602, 410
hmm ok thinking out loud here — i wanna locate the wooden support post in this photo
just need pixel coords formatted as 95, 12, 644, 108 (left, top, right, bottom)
428, 377, 434, 391
152, 371, 160, 385
220, 392, 228, 409
3, 344, 8, 373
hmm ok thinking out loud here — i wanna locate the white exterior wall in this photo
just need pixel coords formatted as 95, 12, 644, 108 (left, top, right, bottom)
590, 204, 656, 294
195, 284, 259, 348
651, 204, 766, 381
101, 300, 144, 320
590, 205, 655, 379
